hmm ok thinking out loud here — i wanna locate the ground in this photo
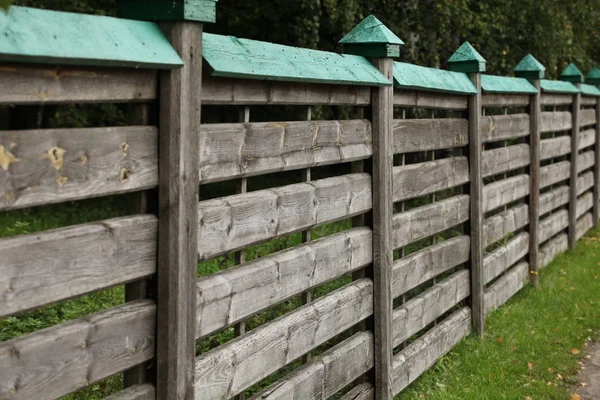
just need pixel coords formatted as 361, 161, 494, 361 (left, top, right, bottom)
573, 337, 600, 400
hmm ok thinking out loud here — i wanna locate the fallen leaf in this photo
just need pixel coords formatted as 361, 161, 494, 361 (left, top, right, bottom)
572, 348, 580, 355
528, 362, 534, 370
572, 394, 581, 400
548, 367, 554, 373
497, 337, 504, 344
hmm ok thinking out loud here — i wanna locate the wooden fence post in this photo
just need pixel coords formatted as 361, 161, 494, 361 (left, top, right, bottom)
514, 54, 545, 287
448, 42, 486, 336
586, 66, 600, 225
340, 16, 403, 400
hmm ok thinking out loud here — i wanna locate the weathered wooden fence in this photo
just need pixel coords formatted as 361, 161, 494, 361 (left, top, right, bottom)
1, 3, 599, 400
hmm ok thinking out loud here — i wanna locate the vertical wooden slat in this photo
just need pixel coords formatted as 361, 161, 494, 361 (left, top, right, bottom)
569, 86, 581, 248
528, 80, 542, 287
594, 97, 600, 225
301, 106, 313, 366
156, 21, 203, 400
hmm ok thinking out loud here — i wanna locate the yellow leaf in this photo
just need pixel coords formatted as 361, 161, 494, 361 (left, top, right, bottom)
497, 337, 504, 344
572, 394, 581, 400
571, 348, 580, 355
528, 362, 534, 370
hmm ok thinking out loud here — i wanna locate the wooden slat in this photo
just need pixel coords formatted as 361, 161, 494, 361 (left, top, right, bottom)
392, 270, 470, 347
482, 143, 530, 178
392, 156, 469, 202
198, 120, 372, 184
0, 126, 158, 211
539, 186, 570, 216
197, 173, 372, 260
540, 161, 570, 188
392, 235, 470, 298
541, 111, 572, 133
0, 215, 157, 318
578, 171, 594, 196
391, 308, 471, 395
248, 332, 373, 400
392, 118, 468, 153
340, 383, 374, 400
482, 94, 530, 107
580, 108, 597, 127
539, 233, 568, 269
581, 97, 597, 106
0, 301, 155, 400
541, 93, 573, 106
529, 79, 542, 287
194, 279, 373, 399
539, 209, 569, 243
576, 212, 594, 240
595, 99, 600, 225
540, 136, 571, 160
195, 227, 372, 339
483, 232, 529, 285
577, 151, 595, 173
391, 195, 470, 249
576, 192, 594, 219
579, 129, 596, 150
393, 91, 468, 110
481, 113, 530, 143
483, 204, 529, 247
483, 174, 529, 213
569, 91, 582, 250
0, 64, 157, 105
484, 261, 529, 315
105, 384, 155, 400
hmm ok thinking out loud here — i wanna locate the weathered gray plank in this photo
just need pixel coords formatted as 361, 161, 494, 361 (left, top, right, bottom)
576, 212, 594, 240
198, 120, 372, 184
0, 126, 158, 211
580, 108, 597, 127
482, 94, 530, 107
392, 118, 468, 153
539, 185, 570, 216
0, 64, 157, 105
391, 308, 471, 395
105, 384, 155, 400
576, 192, 594, 219
541, 93, 573, 106
482, 144, 530, 178
197, 173, 372, 260
392, 156, 469, 202
483, 232, 529, 285
581, 97, 597, 106
540, 161, 571, 188
541, 111, 572, 133
340, 383, 374, 400
539, 233, 568, 269
484, 262, 529, 315
540, 136, 571, 160
483, 204, 529, 247
0, 301, 155, 400
481, 113, 530, 143
393, 91, 468, 110
579, 129, 596, 151
539, 209, 569, 244
595, 99, 600, 225
577, 151, 595, 173
578, 171, 594, 196
483, 174, 529, 213
569, 91, 581, 249
528, 79, 542, 288
391, 195, 470, 249
194, 279, 373, 400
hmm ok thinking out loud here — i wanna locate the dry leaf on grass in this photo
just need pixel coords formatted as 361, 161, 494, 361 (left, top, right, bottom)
571, 394, 581, 400
571, 348, 580, 355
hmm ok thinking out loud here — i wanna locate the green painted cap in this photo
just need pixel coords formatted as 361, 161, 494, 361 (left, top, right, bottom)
560, 63, 584, 83
448, 42, 486, 73
586, 66, 600, 85
513, 54, 545, 79
117, 0, 218, 23
339, 15, 403, 58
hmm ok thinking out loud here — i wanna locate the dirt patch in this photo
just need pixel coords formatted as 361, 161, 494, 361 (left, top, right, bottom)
572, 337, 600, 400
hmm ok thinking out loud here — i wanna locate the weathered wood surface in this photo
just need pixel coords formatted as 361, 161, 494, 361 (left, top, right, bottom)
194, 279, 373, 400
569, 91, 581, 250
105, 384, 155, 400
540, 136, 571, 160
581, 96, 597, 106
248, 332, 373, 400
595, 99, 600, 224
482, 94, 530, 107
541, 93, 573, 106
195, 227, 372, 338
392, 156, 469, 202
539, 186, 570, 216
480, 113, 530, 143
391, 195, 470, 249
0, 301, 155, 400
576, 212, 594, 241
0, 64, 157, 105
576, 192, 594, 219
197, 173, 372, 260
393, 91, 468, 110
539, 233, 568, 269
580, 108, 597, 127
483, 204, 529, 247
202, 77, 371, 105
483, 232, 529, 285
0, 215, 157, 318
539, 210, 569, 244
579, 129, 596, 150
392, 270, 470, 346
577, 151, 595, 173
541, 111, 572, 133
392, 235, 470, 298
578, 171, 594, 196
392, 118, 468, 153
482, 144, 530, 178
198, 120, 372, 184
484, 262, 529, 315
391, 308, 471, 395
540, 161, 571, 188
528, 79, 542, 287
0, 126, 158, 211
340, 383, 374, 400
483, 174, 529, 213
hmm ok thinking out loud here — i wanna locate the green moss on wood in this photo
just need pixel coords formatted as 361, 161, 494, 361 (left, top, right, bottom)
513, 54, 545, 79
117, 0, 217, 23
448, 42, 486, 73
393, 62, 477, 95
560, 63, 584, 83
481, 75, 537, 94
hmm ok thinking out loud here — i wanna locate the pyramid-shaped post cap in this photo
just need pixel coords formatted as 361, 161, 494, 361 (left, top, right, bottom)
586, 67, 600, 85
560, 63, 584, 83
448, 42, 486, 73
513, 54, 545, 79
339, 15, 403, 58
117, 0, 218, 23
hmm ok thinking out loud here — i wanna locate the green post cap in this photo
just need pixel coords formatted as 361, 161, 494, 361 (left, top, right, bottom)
448, 42, 486, 73
339, 15, 403, 58
586, 67, 600, 85
513, 54, 545, 79
117, 0, 218, 23
560, 63, 584, 83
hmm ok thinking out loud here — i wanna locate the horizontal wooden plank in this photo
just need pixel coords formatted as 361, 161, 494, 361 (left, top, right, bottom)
483, 174, 529, 213
0, 126, 158, 211
484, 262, 529, 315
581, 96, 598, 106
541, 111, 572, 133
340, 383, 374, 400
197, 173, 372, 260
0, 300, 155, 400
539, 209, 569, 244
580, 108, 597, 127
539, 186, 570, 216
392, 118, 468, 153
481, 113, 530, 143
195, 227, 372, 339
483, 204, 529, 247
483, 232, 529, 285
199, 120, 372, 184
482, 144, 530, 178
194, 279, 373, 399
0, 215, 157, 318
576, 212, 594, 241
392, 270, 469, 347
540, 136, 571, 160
248, 332, 373, 400
0, 64, 157, 105
392, 195, 470, 249
393, 91, 468, 110
539, 233, 568, 269
392, 235, 470, 298
579, 129, 596, 150
482, 94, 530, 107
201, 77, 371, 105
577, 192, 594, 219
104, 384, 155, 400
391, 308, 471, 395
541, 93, 573, 106
577, 151, 595, 173
392, 156, 469, 202
578, 171, 595, 196
540, 161, 571, 189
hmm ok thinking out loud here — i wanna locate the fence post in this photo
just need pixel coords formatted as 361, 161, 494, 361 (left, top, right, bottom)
514, 54, 545, 287
448, 42, 486, 336
340, 16, 403, 400
586, 67, 600, 225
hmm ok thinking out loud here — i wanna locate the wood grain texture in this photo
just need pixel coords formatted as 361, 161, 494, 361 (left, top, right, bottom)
576, 212, 594, 240
198, 120, 372, 184
197, 173, 372, 260
392, 118, 468, 154
538, 233, 568, 269
595, 99, 600, 224
104, 384, 155, 400
528, 79, 542, 287
194, 279, 373, 400
540, 161, 571, 188
581, 96, 597, 106
483, 232, 529, 285
539, 209, 569, 244
482, 94, 530, 107
0, 301, 155, 400
483, 174, 529, 213
480, 113, 530, 143
577, 151, 595, 173
340, 383, 374, 400
541, 93, 573, 106
569, 91, 580, 250
393, 91, 468, 110
579, 129, 596, 151
541, 111, 572, 133
483, 261, 529, 315
578, 171, 595, 196
539, 186, 570, 216
540, 136, 571, 160
576, 192, 594, 219
482, 144, 530, 177
195, 227, 372, 339
483, 204, 529, 247
580, 108, 597, 127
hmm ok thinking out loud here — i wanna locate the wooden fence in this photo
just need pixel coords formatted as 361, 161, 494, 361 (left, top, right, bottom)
1, 3, 599, 400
